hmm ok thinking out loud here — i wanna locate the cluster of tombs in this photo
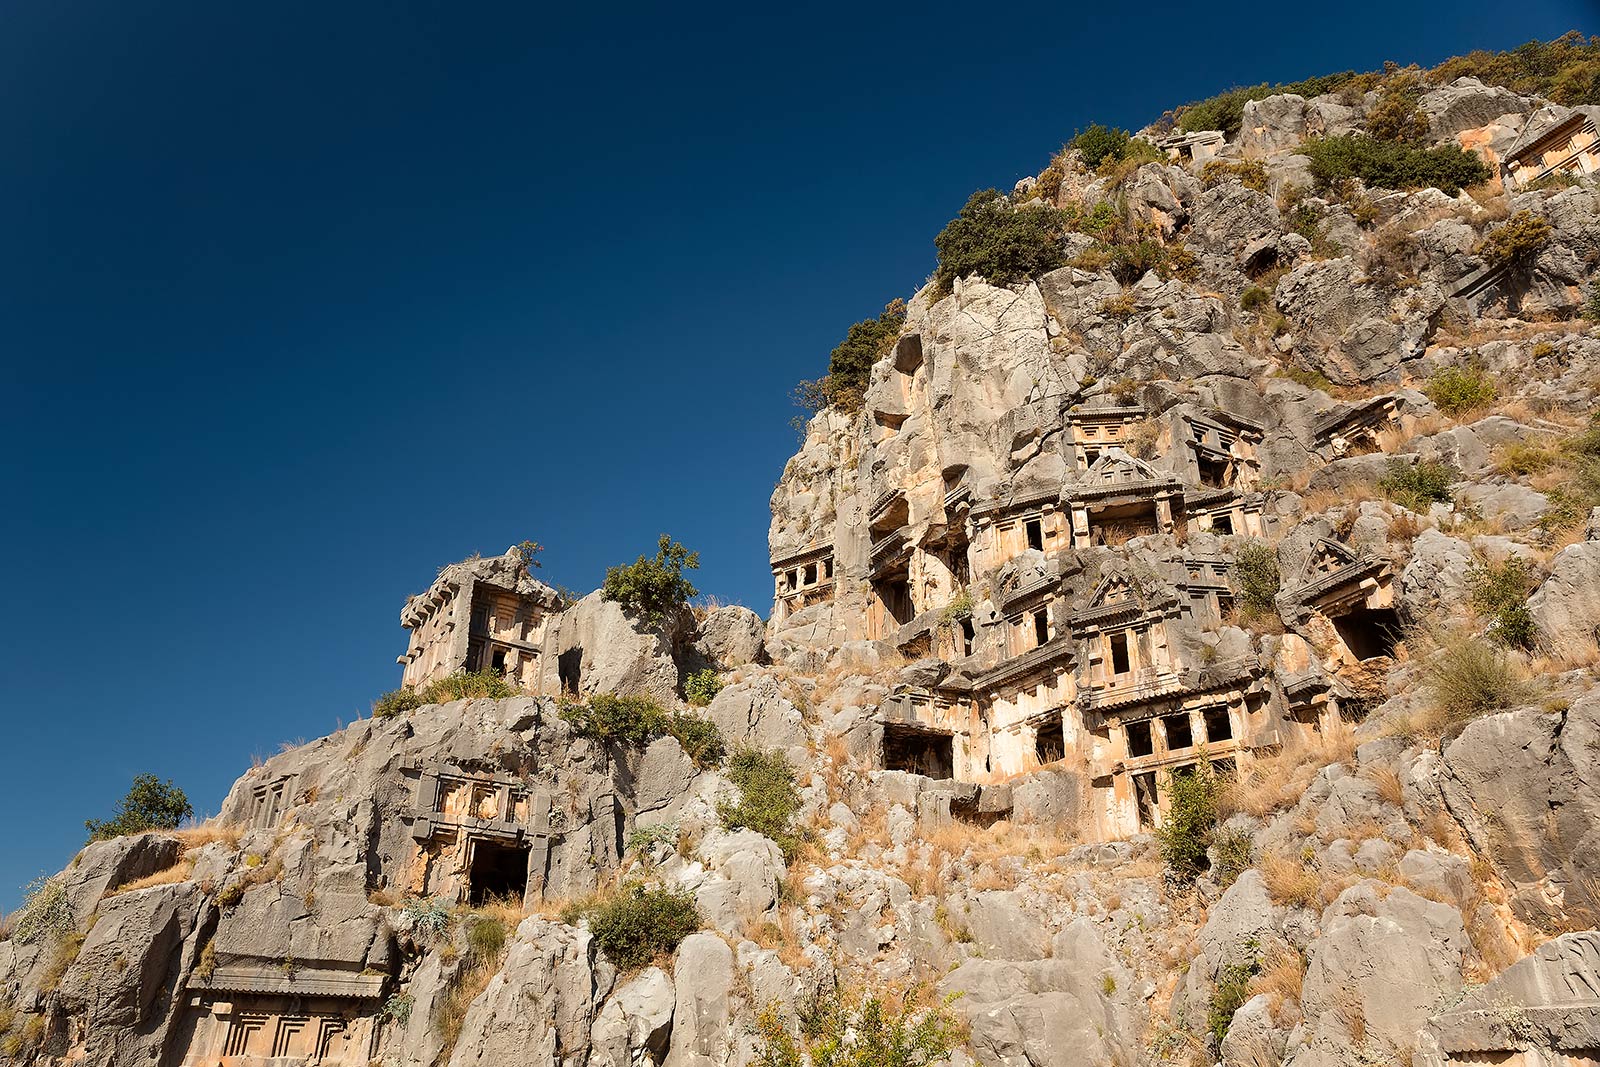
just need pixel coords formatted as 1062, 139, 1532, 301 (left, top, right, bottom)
177, 756, 573, 1064
774, 399, 1415, 840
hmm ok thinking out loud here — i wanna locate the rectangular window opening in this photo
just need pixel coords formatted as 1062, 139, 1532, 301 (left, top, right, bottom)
1025, 518, 1044, 551
959, 618, 975, 656
1109, 631, 1131, 675
1035, 718, 1065, 764
882, 725, 954, 779
1033, 609, 1050, 648
1203, 706, 1233, 743
1212, 512, 1234, 536
1163, 713, 1193, 751
1126, 719, 1154, 758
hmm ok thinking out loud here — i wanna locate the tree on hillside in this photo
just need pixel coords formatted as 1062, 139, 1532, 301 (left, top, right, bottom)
86, 774, 193, 841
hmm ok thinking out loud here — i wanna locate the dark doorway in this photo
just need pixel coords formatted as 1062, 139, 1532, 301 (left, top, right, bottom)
1033, 609, 1050, 648
1035, 717, 1065, 764
558, 649, 583, 694
1212, 512, 1234, 536
1332, 608, 1402, 661
1025, 518, 1044, 551
882, 725, 954, 779
1133, 772, 1159, 828
873, 572, 914, 630
959, 618, 975, 657
468, 840, 530, 906
1196, 454, 1229, 487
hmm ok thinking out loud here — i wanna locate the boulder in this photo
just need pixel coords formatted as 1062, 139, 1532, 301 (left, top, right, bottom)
693, 606, 766, 669
663, 934, 736, 1067
1529, 540, 1600, 652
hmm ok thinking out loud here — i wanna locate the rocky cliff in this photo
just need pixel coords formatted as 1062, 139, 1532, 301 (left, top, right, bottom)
7, 49, 1600, 1067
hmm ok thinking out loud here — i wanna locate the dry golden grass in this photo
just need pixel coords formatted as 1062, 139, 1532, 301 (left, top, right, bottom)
1386, 511, 1425, 542
1248, 946, 1306, 1020
168, 823, 242, 851
367, 887, 402, 908
111, 857, 195, 896
1333, 984, 1367, 1045
1297, 483, 1378, 517
1362, 765, 1405, 809
1260, 851, 1321, 910
1222, 727, 1359, 818
436, 957, 497, 1055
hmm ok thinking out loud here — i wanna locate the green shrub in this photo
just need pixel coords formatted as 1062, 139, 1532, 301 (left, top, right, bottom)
86, 774, 193, 841
1426, 363, 1498, 416
1303, 135, 1490, 195
1477, 210, 1552, 271
403, 896, 453, 940
1423, 632, 1536, 733
1212, 827, 1255, 890
561, 694, 725, 768
1200, 159, 1270, 193
718, 747, 807, 860
934, 189, 1069, 293
939, 590, 974, 625
583, 884, 701, 969
1172, 72, 1360, 136
1209, 956, 1261, 1049
1071, 124, 1131, 168
823, 300, 907, 412
1233, 541, 1281, 615
10, 877, 72, 945
465, 914, 507, 960
1239, 286, 1271, 312
372, 686, 425, 718
1157, 753, 1220, 883
1430, 32, 1600, 108
1466, 555, 1538, 650
1379, 458, 1459, 510
419, 670, 517, 704
754, 988, 962, 1067
1364, 73, 1429, 141
1279, 364, 1333, 392
624, 822, 680, 857
379, 992, 415, 1026
1583, 288, 1600, 322
1109, 239, 1169, 285
602, 535, 701, 626
684, 669, 724, 707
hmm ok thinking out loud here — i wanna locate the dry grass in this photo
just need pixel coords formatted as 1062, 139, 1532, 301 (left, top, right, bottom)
1362, 766, 1405, 809
1222, 727, 1360, 818
168, 823, 242, 852
1297, 483, 1379, 517
1333, 984, 1367, 1045
1260, 851, 1321, 910
1248, 946, 1306, 1020
111, 857, 195, 895
436, 956, 497, 1055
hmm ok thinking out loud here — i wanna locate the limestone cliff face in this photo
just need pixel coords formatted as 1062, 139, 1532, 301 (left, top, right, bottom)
9, 68, 1600, 1067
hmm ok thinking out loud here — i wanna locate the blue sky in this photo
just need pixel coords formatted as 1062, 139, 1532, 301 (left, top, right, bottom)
1, 1, 1591, 910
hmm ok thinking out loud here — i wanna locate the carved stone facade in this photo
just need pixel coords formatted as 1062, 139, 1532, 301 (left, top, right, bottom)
1424, 931, 1600, 1065
398, 549, 562, 690
771, 377, 1405, 843
406, 761, 555, 905
1504, 106, 1600, 190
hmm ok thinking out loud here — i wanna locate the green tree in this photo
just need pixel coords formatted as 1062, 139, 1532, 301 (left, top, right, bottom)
934, 189, 1069, 293
824, 301, 906, 412
1071, 124, 1131, 168
86, 774, 193, 841
602, 535, 700, 626
1156, 753, 1220, 883
718, 747, 807, 860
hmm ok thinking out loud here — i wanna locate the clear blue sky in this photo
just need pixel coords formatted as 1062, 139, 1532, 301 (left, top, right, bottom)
1, 1, 1591, 910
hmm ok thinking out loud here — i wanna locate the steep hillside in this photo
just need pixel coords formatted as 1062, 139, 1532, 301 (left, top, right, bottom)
7, 37, 1600, 1067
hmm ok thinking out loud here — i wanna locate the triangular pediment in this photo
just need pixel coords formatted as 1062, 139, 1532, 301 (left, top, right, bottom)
1300, 538, 1357, 583
1080, 447, 1160, 485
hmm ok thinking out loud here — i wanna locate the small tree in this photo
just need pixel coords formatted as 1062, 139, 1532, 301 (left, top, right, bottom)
1379, 458, 1459, 510
1071, 124, 1131, 168
1233, 541, 1281, 615
718, 747, 807, 860
583, 885, 701, 969
602, 535, 700, 626
513, 540, 544, 572
1477, 210, 1552, 272
934, 189, 1069, 293
824, 301, 906, 412
1157, 753, 1220, 883
86, 774, 193, 841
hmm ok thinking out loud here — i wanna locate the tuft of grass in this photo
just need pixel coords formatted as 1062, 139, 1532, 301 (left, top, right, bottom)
1260, 851, 1321, 910
1426, 364, 1497, 417
1418, 631, 1536, 736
